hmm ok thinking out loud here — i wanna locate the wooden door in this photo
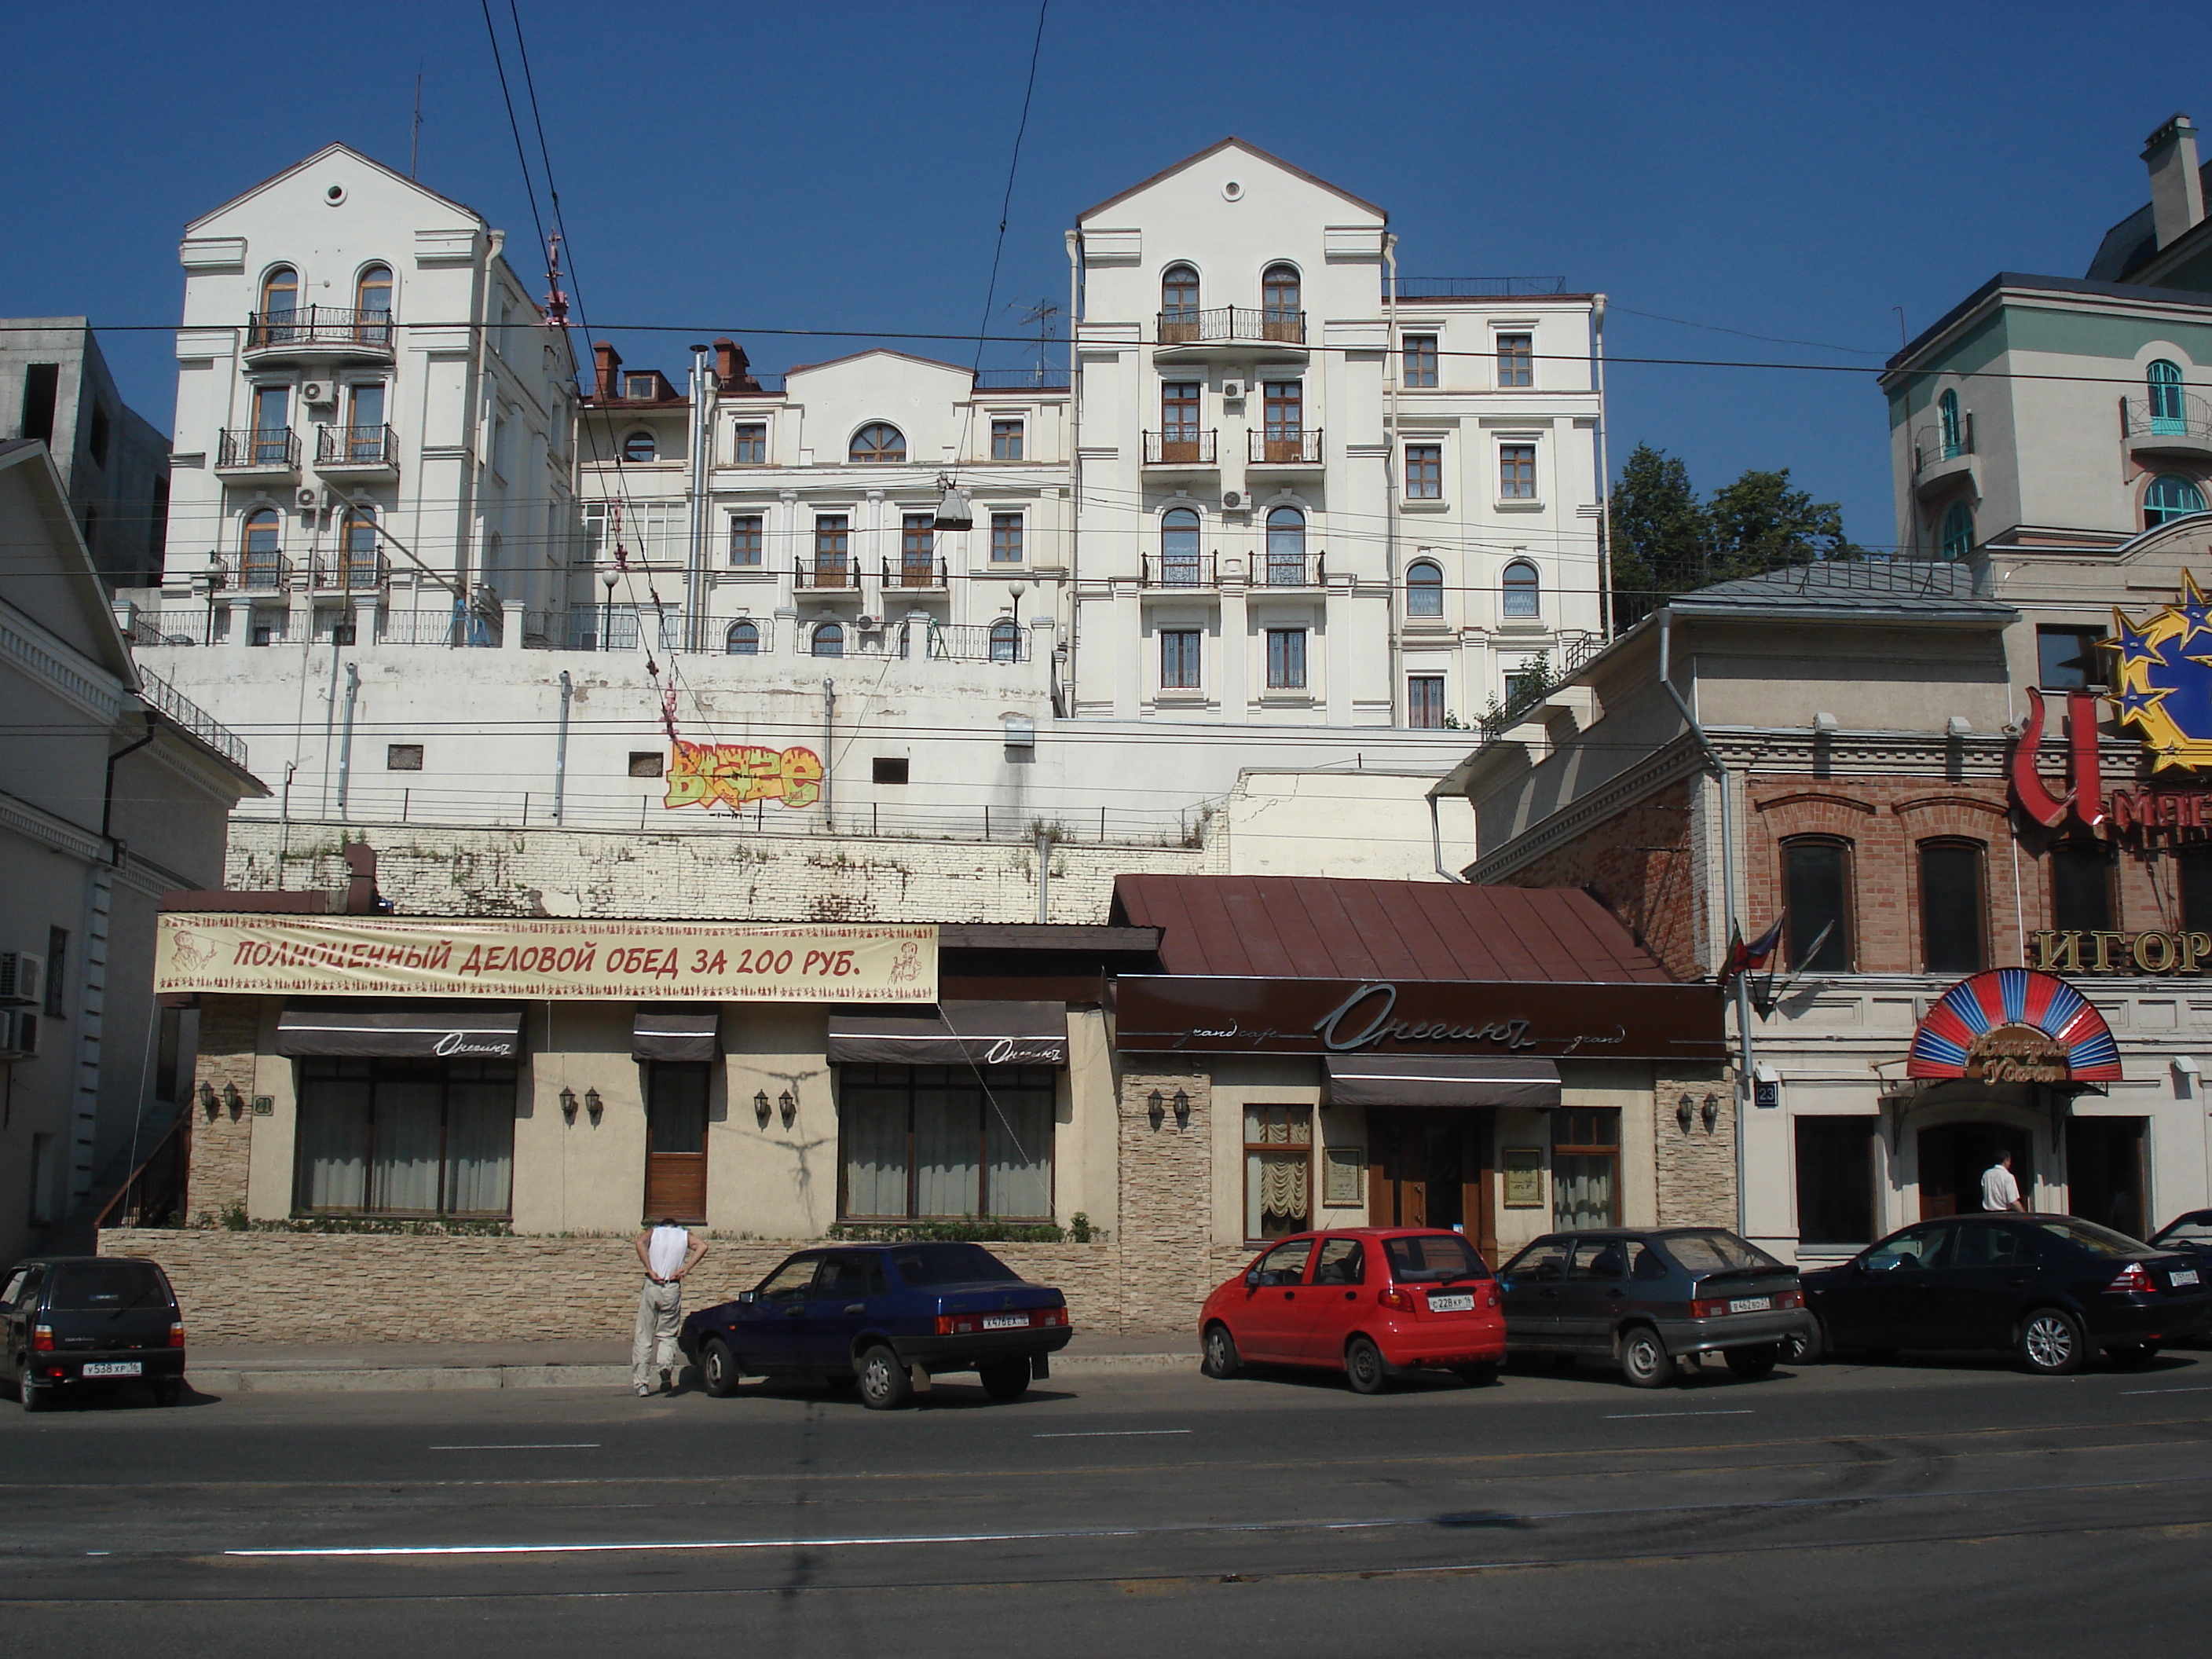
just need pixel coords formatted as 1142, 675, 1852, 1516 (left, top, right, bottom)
1366, 1111, 1495, 1261
643, 1062, 709, 1222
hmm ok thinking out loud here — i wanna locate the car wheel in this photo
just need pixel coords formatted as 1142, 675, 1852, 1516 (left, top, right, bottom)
20, 1379, 50, 1413
1456, 1361, 1500, 1387
2106, 1342, 2159, 1368
700, 1338, 742, 1399
1620, 1325, 1675, 1389
857, 1344, 913, 1410
1724, 1342, 1781, 1381
1200, 1323, 1241, 1380
1344, 1335, 1391, 1394
151, 1378, 183, 1408
979, 1359, 1031, 1402
2019, 1307, 2086, 1376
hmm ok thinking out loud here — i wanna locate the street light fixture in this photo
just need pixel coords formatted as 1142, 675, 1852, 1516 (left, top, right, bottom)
600, 569, 618, 653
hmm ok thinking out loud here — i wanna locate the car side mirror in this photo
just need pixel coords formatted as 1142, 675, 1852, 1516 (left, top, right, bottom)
1243, 1269, 1261, 1289
736, 1289, 758, 1304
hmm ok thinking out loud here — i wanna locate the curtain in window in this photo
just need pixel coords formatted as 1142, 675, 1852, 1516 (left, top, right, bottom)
295, 1071, 371, 1210
914, 1081, 978, 1216
1551, 1154, 1617, 1230
841, 1082, 910, 1217
370, 1075, 443, 1212
444, 1075, 515, 1214
986, 1090, 1053, 1219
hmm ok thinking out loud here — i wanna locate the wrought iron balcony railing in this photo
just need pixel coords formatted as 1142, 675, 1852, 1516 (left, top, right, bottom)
1249, 428, 1324, 465
246, 306, 394, 352
881, 556, 950, 590
316, 423, 398, 467
216, 427, 301, 471
1143, 429, 1219, 465
794, 555, 855, 591
1155, 306, 1306, 346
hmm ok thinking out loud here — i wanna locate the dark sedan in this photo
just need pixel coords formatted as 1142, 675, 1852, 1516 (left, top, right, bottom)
679, 1241, 1071, 1409
1801, 1213, 2212, 1375
2, 1256, 185, 1410
2148, 1210, 2212, 1275
1497, 1228, 1812, 1387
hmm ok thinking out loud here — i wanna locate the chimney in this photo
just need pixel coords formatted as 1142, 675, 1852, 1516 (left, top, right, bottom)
593, 340, 623, 401
714, 337, 762, 394
2144, 113, 2205, 251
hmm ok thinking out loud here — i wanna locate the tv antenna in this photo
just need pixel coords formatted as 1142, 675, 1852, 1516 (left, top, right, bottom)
1005, 298, 1061, 385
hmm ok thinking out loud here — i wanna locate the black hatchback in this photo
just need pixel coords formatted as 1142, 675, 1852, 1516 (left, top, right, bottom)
1800, 1214, 2212, 1375
2, 1257, 186, 1410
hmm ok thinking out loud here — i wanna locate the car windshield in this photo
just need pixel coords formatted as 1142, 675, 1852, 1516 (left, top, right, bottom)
1661, 1232, 1782, 1275
1385, 1233, 1490, 1284
2035, 1218, 2152, 1257
46, 1261, 167, 1311
2155, 1215, 2212, 1243
886, 1243, 1021, 1287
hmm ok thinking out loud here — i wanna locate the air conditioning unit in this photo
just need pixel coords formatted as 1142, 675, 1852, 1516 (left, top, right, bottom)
855, 615, 881, 630
0, 1009, 39, 1058
295, 487, 323, 511
1221, 379, 1246, 400
1222, 490, 1244, 511
301, 380, 335, 406
0, 951, 42, 1006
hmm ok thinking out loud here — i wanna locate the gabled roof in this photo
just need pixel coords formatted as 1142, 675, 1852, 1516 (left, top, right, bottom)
1077, 136, 1386, 225
185, 142, 485, 233
782, 347, 974, 378
0, 441, 136, 683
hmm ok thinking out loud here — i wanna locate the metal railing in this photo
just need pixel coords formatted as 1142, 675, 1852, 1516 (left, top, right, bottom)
136, 666, 250, 767
2122, 391, 2212, 445
215, 550, 292, 590
1910, 416, 1974, 472
1258, 551, 1325, 588
315, 423, 397, 467
1156, 306, 1306, 346
1393, 276, 1568, 298
794, 555, 855, 590
1143, 429, 1219, 465
123, 607, 218, 647
306, 550, 389, 591
1249, 428, 1324, 464
1477, 630, 1605, 742
973, 368, 1070, 390
216, 427, 300, 471
916, 621, 1028, 663
1141, 553, 1217, 588
94, 1113, 190, 1232
881, 556, 950, 590
376, 609, 462, 647
247, 306, 394, 351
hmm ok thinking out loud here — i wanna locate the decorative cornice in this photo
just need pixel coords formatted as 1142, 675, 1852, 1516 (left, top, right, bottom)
0, 602, 126, 726
0, 785, 102, 863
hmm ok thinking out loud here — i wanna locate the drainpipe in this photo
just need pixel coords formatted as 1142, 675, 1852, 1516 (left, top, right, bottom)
101, 716, 159, 862
1064, 229, 1082, 716
686, 342, 712, 654
1035, 824, 1053, 922
1593, 294, 1613, 639
335, 662, 361, 819
1383, 232, 1402, 727
553, 670, 573, 825
1658, 608, 1751, 1235
822, 677, 836, 829
1424, 787, 1466, 883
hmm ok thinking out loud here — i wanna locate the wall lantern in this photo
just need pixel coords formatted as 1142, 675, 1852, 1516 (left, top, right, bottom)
1172, 1090, 1191, 1130
584, 1087, 604, 1126
1701, 1093, 1721, 1133
1147, 1090, 1166, 1130
754, 1090, 772, 1127
559, 1086, 579, 1125
222, 1082, 245, 1119
1675, 1093, 1694, 1133
200, 1080, 221, 1121
778, 1090, 797, 1128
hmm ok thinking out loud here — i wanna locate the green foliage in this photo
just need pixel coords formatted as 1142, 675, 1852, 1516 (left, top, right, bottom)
1069, 1210, 1096, 1243
197, 1207, 515, 1236
827, 1218, 1070, 1244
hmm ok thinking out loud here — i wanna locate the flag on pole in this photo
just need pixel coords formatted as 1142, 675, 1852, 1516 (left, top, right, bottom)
1722, 917, 1785, 987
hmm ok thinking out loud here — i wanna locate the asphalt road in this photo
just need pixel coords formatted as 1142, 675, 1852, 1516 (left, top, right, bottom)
4, 1346, 2210, 1657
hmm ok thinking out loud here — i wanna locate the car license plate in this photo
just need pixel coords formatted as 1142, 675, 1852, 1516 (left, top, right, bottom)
1727, 1297, 1771, 1314
1428, 1294, 1476, 1313
2173, 1269, 2200, 1287
81, 1361, 142, 1378
981, 1314, 1028, 1330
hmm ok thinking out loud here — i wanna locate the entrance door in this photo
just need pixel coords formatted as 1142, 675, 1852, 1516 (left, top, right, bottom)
1916, 1122, 2032, 1220
643, 1061, 710, 1221
2067, 1118, 2148, 1240
1367, 1110, 1496, 1262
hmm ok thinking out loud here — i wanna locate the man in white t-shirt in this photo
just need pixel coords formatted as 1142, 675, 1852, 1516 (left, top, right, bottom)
1981, 1152, 2026, 1214
632, 1219, 709, 1396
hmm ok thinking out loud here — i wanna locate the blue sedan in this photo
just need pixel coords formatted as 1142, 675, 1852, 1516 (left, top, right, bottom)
679, 1241, 1072, 1409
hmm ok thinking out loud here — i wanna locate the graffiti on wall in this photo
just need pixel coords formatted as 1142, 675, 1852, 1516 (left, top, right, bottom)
663, 742, 824, 811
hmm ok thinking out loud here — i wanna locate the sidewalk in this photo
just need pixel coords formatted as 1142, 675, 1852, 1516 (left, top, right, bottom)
185, 1329, 1200, 1393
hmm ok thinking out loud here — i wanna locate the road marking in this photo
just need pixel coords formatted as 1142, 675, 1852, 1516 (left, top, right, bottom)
429, 1443, 602, 1451
1602, 1409, 1755, 1420
2119, 1386, 2212, 1396
1033, 1430, 1193, 1439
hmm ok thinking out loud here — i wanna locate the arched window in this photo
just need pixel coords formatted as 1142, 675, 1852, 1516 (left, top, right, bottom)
1501, 558, 1540, 618
1265, 507, 1306, 586
241, 507, 283, 588
261, 266, 298, 320
1160, 506, 1201, 587
1262, 263, 1302, 340
1407, 558, 1444, 617
811, 621, 844, 658
1938, 389, 1962, 459
849, 423, 906, 463
339, 504, 379, 589
1939, 500, 1975, 560
2149, 359, 2185, 432
726, 619, 759, 656
354, 264, 392, 344
1782, 837, 1853, 971
622, 430, 655, 463
990, 619, 1021, 663
1160, 264, 1200, 341
2145, 474, 2207, 528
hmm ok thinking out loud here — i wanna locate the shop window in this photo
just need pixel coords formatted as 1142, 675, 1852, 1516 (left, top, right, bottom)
1795, 1116, 1877, 1246
1244, 1104, 1312, 1240
644, 1061, 709, 1223
837, 1064, 1054, 1221
1918, 840, 1987, 975
2049, 840, 2113, 932
2035, 624, 2105, 690
1551, 1108, 1618, 1230
292, 1057, 516, 1217
1782, 837, 1853, 970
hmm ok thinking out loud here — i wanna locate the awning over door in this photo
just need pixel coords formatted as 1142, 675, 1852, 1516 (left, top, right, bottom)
632, 1009, 721, 1063
826, 1001, 1068, 1067
275, 1003, 524, 1060
1324, 1054, 1562, 1109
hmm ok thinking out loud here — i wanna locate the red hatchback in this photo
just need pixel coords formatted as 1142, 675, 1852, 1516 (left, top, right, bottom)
1199, 1229, 1506, 1393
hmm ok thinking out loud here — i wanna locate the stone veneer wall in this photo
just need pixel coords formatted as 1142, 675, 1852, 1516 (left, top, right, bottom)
1114, 1061, 1217, 1332
1651, 1065, 1738, 1228
182, 996, 258, 1221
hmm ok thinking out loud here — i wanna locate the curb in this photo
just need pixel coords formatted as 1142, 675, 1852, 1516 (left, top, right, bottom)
185, 1350, 1196, 1393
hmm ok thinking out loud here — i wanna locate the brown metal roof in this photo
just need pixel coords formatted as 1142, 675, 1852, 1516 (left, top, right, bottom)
1110, 876, 1675, 985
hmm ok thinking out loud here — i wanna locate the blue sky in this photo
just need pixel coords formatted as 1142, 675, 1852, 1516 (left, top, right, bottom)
6, 2, 2210, 548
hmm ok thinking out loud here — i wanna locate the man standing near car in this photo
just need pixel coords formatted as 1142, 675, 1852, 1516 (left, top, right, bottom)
632, 1219, 709, 1397
1981, 1151, 2026, 1214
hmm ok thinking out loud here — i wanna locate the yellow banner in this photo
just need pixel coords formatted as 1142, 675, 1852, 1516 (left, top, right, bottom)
156, 914, 936, 1002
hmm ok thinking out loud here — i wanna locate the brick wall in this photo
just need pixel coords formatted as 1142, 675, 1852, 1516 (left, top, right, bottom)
1496, 779, 1701, 980
184, 996, 258, 1221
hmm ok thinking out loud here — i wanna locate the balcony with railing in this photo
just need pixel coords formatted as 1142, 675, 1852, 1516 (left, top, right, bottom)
215, 427, 301, 478
136, 666, 251, 769
214, 550, 293, 591
244, 306, 395, 363
794, 555, 858, 591
1910, 416, 1976, 498
914, 620, 1028, 663
315, 423, 399, 478
1143, 429, 1219, 467
306, 548, 390, 591
1248, 427, 1324, 467
881, 556, 950, 593
1141, 552, 1218, 589
1256, 551, 1325, 589
2123, 390, 2212, 457
126, 607, 222, 647
1155, 307, 1307, 352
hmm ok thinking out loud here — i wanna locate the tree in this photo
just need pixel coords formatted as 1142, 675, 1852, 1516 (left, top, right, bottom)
1705, 467, 1860, 582
1606, 446, 1860, 622
1608, 443, 1704, 604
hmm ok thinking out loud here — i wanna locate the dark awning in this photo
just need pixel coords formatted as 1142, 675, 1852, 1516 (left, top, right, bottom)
826, 1001, 1068, 1067
276, 1003, 525, 1060
632, 1009, 721, 1063
1324, 1054, 1562, 1108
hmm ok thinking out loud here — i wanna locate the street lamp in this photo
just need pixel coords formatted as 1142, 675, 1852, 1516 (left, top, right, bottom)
600, 570, 618, 653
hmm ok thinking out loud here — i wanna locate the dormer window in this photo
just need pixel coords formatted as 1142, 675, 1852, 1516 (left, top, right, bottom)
624, 373, 660, 401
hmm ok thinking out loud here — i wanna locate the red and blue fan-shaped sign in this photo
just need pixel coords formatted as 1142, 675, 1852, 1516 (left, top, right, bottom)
1907, 969, 2121, 1083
